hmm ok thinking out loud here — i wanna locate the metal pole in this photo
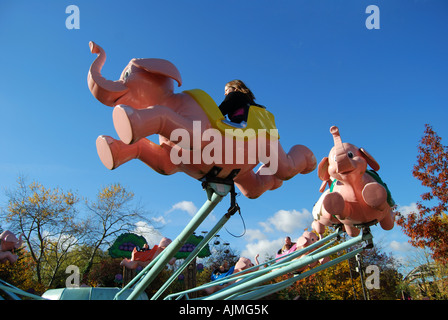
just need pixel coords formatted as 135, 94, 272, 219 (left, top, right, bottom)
125, 183, 231, 300
204, 230, 372, 300
0, 281, 47, 300
235, 247, 365, 300
356, 253, 368, 300
114, 248, 164, 299
151, 207, 235, 299
347, 254, 358, 300
161, 228, 353, 300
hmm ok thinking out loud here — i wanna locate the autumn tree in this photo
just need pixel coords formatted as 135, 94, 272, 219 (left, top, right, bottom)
402, 248, 448, 299
1, 176, 86, 287
359, 246, 402, 300
85, 256, 123, 287
0, 247, 46, 298
397, 124, 448, 262
82, 183, 149, 278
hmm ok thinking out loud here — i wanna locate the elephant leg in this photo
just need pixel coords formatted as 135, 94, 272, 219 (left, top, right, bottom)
120, 259, 138, 270
97, 135, 140, 170
319, 256, 330, 264
234, 168, 283, 199
322, 192, 346, 218
96, 135, 179, 175
137, 140, 180, 175
362, 183, 388, 210
113, 104, 206, 149
344, 225, 360, 237
379, 210, 395, 231
312, 220, 326, 237
271, 144, 317, 180
0, 252, 18, 264
205, 285, 222, 295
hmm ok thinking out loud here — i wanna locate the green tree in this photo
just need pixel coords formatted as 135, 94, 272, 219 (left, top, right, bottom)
85, 256, 122, 287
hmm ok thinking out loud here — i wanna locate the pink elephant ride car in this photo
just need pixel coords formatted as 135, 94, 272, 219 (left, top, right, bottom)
275, 243, 297, 260
312, 126, 396, 237
88, 42, 316, 198
275, 230, 329, 272
211, 265, 235, 282
0, 230, 24, 265
205, 256, 259, 294
120, 237, 174, 270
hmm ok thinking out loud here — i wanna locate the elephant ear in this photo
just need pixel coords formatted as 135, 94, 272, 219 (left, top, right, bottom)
296, 235, 309, 248
131, 58, 182, 87
159, 237, 172, 248
318, 157, 331, 192
318, 157, 330, 181
235, 257, 251, 271
359, 147, 380, 171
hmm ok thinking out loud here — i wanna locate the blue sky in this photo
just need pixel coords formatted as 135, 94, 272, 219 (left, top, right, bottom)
0, 1, 447, 274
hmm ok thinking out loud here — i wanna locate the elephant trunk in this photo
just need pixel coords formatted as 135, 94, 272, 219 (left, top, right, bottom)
16, 234, 24, 248
88, 41, 129, 106
330, 126, 354, 173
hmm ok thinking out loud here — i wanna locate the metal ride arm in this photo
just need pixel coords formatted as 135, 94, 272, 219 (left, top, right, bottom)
163, 229, 343, 300
163, 226, 373, 300
151, 184, 240, 300
0, 279, 47, 300
120, 180, 238, 300
117, 170, 375, 301
205, 227, 373, 300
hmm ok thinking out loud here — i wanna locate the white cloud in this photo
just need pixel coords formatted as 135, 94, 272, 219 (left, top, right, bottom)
43, 231, 78, 251
389, 240, 413, 252
150, 215, 168, 226
241, 237, 284, 263
267, 209, 313, 234
259, 221, 274, 233
167, 201, 198, 216
134, 221, 165, 246
244, 228, 268, 242
397, 203, 418, 217
240, 208, 315, 264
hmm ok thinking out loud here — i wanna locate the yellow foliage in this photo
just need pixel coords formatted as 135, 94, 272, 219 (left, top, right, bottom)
0, 250, 46, 296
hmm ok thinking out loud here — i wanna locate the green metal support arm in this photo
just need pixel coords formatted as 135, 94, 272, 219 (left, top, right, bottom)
203, 227, 373, 300
151, 184, 240, 300
124, 182, 232, 300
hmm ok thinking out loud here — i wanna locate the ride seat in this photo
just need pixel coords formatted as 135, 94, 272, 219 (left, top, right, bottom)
185, 89, 279, 140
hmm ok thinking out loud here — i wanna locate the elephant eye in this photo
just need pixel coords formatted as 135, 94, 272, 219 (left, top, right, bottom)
347, 151, 354, 159
123, 69, 131, 80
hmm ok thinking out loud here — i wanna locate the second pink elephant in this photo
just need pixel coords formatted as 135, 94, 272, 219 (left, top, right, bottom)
312, 126, 395, 237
